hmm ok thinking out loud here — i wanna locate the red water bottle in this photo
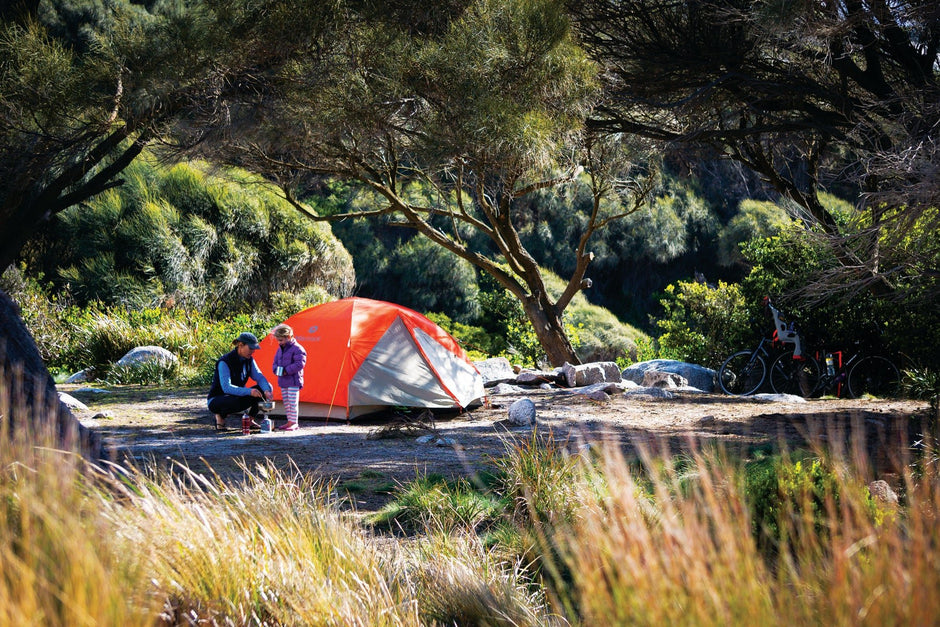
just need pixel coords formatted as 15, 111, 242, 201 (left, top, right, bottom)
242, 412, 251, 435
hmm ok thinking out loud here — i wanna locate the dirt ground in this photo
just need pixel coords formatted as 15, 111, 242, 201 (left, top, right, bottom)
65, 383, 931, 512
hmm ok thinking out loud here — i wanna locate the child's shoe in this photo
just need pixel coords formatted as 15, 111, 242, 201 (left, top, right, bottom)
276, 421, 299, 431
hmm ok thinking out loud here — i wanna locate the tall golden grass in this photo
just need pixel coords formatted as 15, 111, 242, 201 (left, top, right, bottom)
543, 440, 940, 626
3, 367, 939, 625
0, 372, 547, 625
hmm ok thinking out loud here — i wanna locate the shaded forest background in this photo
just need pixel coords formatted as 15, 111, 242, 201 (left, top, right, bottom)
2, 0, 938, 392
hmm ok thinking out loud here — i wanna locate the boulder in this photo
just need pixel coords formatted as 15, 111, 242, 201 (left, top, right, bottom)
622, 359, 716, 392
507, 398, 537, 426
562, 361, 622, 387
474, 357, 517, 385
642, 371, 689, 389
116, 345, 178, 369
65, 368, 92, 384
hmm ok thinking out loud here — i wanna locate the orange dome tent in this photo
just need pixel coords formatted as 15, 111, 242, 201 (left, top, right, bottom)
253, 298, 485, 419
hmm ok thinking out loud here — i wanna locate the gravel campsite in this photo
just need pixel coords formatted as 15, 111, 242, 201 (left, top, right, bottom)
67, 381, 929, 512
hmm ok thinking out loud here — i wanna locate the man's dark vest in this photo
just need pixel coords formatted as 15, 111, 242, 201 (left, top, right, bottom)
207, 349, 255, 399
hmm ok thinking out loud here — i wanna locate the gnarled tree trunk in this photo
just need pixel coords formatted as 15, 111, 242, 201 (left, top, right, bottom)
0, 288, 104, 459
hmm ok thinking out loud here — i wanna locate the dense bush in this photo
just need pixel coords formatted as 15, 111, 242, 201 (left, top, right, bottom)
744, 452, 881, 552
652, 280, 749, 369
740, 223, 940, 370
30, 155, 354, 313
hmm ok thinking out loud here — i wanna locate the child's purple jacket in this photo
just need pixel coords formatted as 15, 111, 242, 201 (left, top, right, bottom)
272, 339, 307, 389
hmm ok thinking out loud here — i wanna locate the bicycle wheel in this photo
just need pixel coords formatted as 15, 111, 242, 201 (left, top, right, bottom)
770, 351, 820, 397
719, 350, 767, 396
847, 355, 901, 398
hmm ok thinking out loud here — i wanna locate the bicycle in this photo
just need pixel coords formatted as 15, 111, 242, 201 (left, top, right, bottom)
769, 343, 901, 399
718, 334, 786, 395
718, 297, 809, 396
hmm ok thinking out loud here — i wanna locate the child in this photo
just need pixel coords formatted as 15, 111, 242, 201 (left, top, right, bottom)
271, 324, 307, 431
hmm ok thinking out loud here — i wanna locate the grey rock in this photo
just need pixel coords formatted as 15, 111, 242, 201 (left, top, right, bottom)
416, 435, 436, 444
491, 383, 527, 395
571, 382, 630, 396
623, 386, 675, 400
116, 345, 178, 369
562, 361, 622, 387
868, 480, 899, 505
435, 437, 458, 447
516, 370, 563, 385
58, 392, 88, 411
474, 357, 517, 385
74, 387, 110, 394
750, 393, 807, 403
507, 398, 537, 426
642, 371, 689, 388
584, 390, 610, 402
65, 368, 92, 384
622, 360, 717, 393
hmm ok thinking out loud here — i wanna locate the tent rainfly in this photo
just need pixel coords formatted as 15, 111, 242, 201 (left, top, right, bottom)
252, 297, 486, 419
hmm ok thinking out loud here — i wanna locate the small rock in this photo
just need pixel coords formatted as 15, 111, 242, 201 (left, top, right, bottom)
750, 393, 807, 403
868, 480, 899, 506
516, 370, 562, 385
584, 390, 610, 402
416, 435, 436, 444
91, 412, 113, 420
435, 437, 457, 447
507, 398, 537, 426
74, 387, 110, 394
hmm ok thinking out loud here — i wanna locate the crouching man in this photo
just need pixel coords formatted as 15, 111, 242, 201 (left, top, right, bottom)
207, 332, 273, 432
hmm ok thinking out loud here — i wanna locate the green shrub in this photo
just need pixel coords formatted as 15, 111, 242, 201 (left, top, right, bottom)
744, 453, 879, 552
654, 280, 748, 369
904, 367, 940, 417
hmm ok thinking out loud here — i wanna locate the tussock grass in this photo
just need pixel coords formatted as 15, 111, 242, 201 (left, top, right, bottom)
546, 442, 940, 626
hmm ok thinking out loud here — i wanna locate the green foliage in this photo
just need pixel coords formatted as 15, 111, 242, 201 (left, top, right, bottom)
744, 452, 878, 551
424, 312, 501, 361
716, 199, 791, 268
369, 475, 505, 535
4, 270, 281, 384
739, 223, 940, 369
106, 360, 179, 386
904, 367, 940, 414
494, 430, 586, 526
654, 280, 748, 369
311, 182, 483, 324
43, 155, 354, 313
